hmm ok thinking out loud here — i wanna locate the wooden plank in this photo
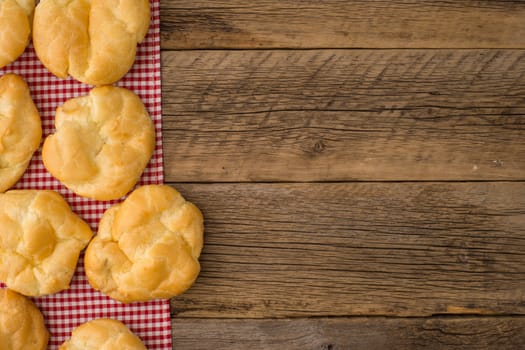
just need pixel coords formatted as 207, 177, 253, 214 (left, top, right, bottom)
160, 1, 525, 49
170, 182, 525, 318
172, 317, 525, 349
162, 50, 525, 182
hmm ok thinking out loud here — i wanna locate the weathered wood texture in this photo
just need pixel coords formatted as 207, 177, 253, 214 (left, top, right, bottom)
170, 182, 525, 318
162, 50, 525, 182
162, 2, 525, 347
160, 1, 525, 49
172, 317, 525, 350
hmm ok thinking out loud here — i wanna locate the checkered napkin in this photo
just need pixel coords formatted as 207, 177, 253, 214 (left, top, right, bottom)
0, 1, 172, 349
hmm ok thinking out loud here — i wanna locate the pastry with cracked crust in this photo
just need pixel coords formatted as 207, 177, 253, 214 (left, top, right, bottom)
59, 318, 146, 350
42, 86, 155, 201
85, 185, 204, 303
0, 288, 49, 350
0, 190, 93, 296
33, 0, 150, 85
0, 73, 41, 193
0, 0, 34, 68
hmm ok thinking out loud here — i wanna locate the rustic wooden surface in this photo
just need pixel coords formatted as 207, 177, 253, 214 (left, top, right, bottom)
161, 1, 525, 348
172, 317, 525, 349
162, 50, 525, 182
169, 182, 525, 318
160, 1, 525, 49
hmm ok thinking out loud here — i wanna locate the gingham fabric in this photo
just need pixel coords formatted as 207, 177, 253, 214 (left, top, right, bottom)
0, 1, 172, 349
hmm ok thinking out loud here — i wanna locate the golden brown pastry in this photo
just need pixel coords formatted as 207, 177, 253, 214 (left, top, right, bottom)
0, 73, 42, 192
59, 318, 146, 350
85, 185, 204, 303
0, 288, 49, 350
0, 0, 34, 68
33, 0, 150, 85
0, 190, 93, 296
42, 86, 155, 201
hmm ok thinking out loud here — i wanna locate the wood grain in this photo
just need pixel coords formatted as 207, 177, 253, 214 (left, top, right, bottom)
160, 0, 525, 49
162, 50, 525, 182
172, 317, 525, 349
170, 182, 525, 318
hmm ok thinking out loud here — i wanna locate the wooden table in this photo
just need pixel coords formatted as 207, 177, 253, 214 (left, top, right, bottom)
160, 1, 525, 348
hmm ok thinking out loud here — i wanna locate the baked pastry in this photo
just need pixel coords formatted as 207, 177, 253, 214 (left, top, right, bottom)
33, 0, 150, 85
0, 190, 93, 296
0, 288, 49, 349
59, 318, 146, 350
0, 73, 42, 192
85, 185, 204, 302
0, 0, 34, 68
42, 86, 155, 200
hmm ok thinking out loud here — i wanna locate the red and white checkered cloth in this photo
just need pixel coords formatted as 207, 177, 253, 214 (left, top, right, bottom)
0, 1, 172, 349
